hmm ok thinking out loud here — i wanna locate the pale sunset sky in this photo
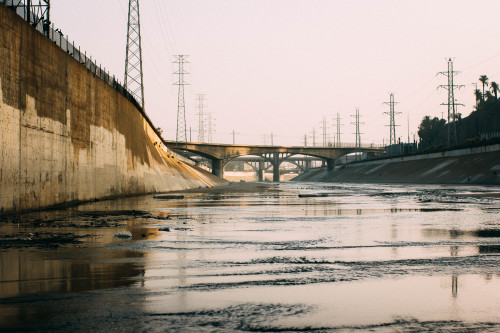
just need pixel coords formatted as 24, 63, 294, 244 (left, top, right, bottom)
52, 0, 500, 146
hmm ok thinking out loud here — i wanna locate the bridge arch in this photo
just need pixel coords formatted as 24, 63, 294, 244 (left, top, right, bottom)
163, 141, 385, 180
224, 152, 320, 181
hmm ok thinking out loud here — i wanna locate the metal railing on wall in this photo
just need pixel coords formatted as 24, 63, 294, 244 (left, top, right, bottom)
308, 142, 385, 149
1, 0, 142, 111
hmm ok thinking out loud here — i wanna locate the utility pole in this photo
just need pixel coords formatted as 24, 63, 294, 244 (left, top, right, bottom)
233, 130, 235, 144
407, 113, 410, 143
173, 55, 189, 146
312, 128, 316, 147
196, 94, 206, 143
335, 113, 342, 147
270, 133, 274, 146
303, 134, 307, 147
383, 92, 401, 146
438, 58, 464, 147
351, 108, 363, 157
124, 0, 144, 108
232, 130, 239, 144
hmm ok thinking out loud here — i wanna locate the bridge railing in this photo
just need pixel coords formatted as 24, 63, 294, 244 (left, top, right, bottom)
173, 140, 385, 149
1, 0, 142, 111
308, 142, 385, 149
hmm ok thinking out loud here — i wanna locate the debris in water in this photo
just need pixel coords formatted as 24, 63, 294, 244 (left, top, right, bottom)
113, 231, 132, 239
153, 195, 185, 200
298, 193, 330, 198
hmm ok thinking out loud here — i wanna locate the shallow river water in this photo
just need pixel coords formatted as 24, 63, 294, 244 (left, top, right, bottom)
1, 182, 500, 332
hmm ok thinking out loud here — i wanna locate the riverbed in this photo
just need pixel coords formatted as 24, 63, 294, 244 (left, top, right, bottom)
1, 182, 500, 332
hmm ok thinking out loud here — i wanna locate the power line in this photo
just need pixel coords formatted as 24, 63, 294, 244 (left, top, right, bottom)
157, 0, 179, 52
438, 58, 464, 146
383, 92, 401, 145
124, 0, 144, 108
118, 0, 169, 91
152, 0, 176, 55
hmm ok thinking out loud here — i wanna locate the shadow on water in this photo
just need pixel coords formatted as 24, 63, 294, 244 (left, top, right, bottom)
0, 209, 162, 329
1, 182, 500, 331
0, 249, 145, 298
478, 245, 500, 254
423, 228, 500, 239
0, 247, 146, 330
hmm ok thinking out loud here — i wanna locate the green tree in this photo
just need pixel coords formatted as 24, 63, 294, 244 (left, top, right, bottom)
474, 89, 482, 108
479, 75, 489, 100
418, 116, 446, 149
485, 91, 494, 102
490, 81, 499, 100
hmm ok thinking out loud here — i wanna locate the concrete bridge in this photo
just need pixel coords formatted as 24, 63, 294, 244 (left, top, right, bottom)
164, 141, 385, 181
228, 155, 324, 181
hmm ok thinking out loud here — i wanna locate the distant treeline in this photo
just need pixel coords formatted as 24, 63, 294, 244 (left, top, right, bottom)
418, 75, 500, 150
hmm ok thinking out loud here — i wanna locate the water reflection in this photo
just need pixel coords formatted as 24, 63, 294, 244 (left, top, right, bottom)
423, 228, 500, 240
0, 249, 144, 298
452, 274, 458, 298
0, 209, 163, 300
0, 182, 500, 331
478, 245, 500, 253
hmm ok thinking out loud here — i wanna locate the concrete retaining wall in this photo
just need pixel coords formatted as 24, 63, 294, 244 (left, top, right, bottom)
0, 5, 226, 213
294, 145, 500, 184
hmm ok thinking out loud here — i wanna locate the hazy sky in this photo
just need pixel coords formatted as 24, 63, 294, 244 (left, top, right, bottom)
51, 0, 500, 146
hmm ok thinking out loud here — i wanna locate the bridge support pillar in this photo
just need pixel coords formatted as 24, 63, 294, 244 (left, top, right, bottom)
211, 158, 223, 178
271, 153, 281, 182
326, 158, 335, 176
305, 160, 311, 171
258, 161, 265, 181
273, 167, 280, 182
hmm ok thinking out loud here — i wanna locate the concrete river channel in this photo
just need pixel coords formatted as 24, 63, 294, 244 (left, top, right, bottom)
1, 182, 500, 332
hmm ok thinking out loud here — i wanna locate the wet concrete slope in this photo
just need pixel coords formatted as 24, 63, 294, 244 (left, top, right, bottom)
295, 144, 500, 184
0, 5, 226, 213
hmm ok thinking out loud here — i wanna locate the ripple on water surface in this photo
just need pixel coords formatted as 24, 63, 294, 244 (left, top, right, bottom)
1, 182, 500, 331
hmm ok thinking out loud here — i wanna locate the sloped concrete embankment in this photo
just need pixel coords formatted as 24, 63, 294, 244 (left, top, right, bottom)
294, 144, 500, 184
0, 5, 227, 213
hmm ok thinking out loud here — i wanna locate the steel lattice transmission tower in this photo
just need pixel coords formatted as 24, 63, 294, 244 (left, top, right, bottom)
335, 113, 342, 147
351, 108, 364, 157
207, 113, 215, 143
383, 93, 401, 145
173, 55, 189, 144
438, 58, 464, 147
124, 0, 144, 108
321, 116, 328, 146
196, 94, 206, 143
9, 0, 51, 37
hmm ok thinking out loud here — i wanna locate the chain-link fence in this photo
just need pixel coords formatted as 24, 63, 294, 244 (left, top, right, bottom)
1, 0, 142, 111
